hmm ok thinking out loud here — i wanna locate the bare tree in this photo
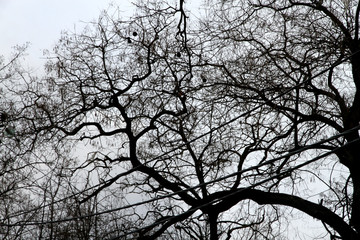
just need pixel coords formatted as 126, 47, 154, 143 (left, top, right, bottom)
2, 0, 360, 239
0, 45, 42, 239
196, 0, 360, 238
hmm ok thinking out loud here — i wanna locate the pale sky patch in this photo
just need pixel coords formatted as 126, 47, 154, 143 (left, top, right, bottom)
0, 0, 133, 70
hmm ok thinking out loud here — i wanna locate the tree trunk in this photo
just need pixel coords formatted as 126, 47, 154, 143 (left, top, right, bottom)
208, 212, 219, 240
351, 172, 360, 233
346, 47, 360, 234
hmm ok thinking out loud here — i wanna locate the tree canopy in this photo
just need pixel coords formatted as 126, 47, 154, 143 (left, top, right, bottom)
1, 0, 360, 239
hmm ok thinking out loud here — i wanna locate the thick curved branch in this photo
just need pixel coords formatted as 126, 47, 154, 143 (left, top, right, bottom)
56, 122, 126, 137
215, 188, 359, 240
138, 208, 194, 240
288, 1, 352, 42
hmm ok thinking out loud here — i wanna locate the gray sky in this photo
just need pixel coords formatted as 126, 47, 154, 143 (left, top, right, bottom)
0, 0, 133, 71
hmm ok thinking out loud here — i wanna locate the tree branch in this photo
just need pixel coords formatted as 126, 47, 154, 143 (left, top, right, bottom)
215, 188, 359, 240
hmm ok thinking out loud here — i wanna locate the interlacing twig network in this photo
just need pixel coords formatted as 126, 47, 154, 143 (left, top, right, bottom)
1, 48, 359, 238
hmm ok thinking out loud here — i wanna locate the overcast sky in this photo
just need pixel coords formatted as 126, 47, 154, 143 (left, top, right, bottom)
0, 0, 134, 71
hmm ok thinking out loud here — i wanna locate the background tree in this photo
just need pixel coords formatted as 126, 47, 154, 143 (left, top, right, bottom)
1, 0, 360, 239
0, 45, 42, 239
